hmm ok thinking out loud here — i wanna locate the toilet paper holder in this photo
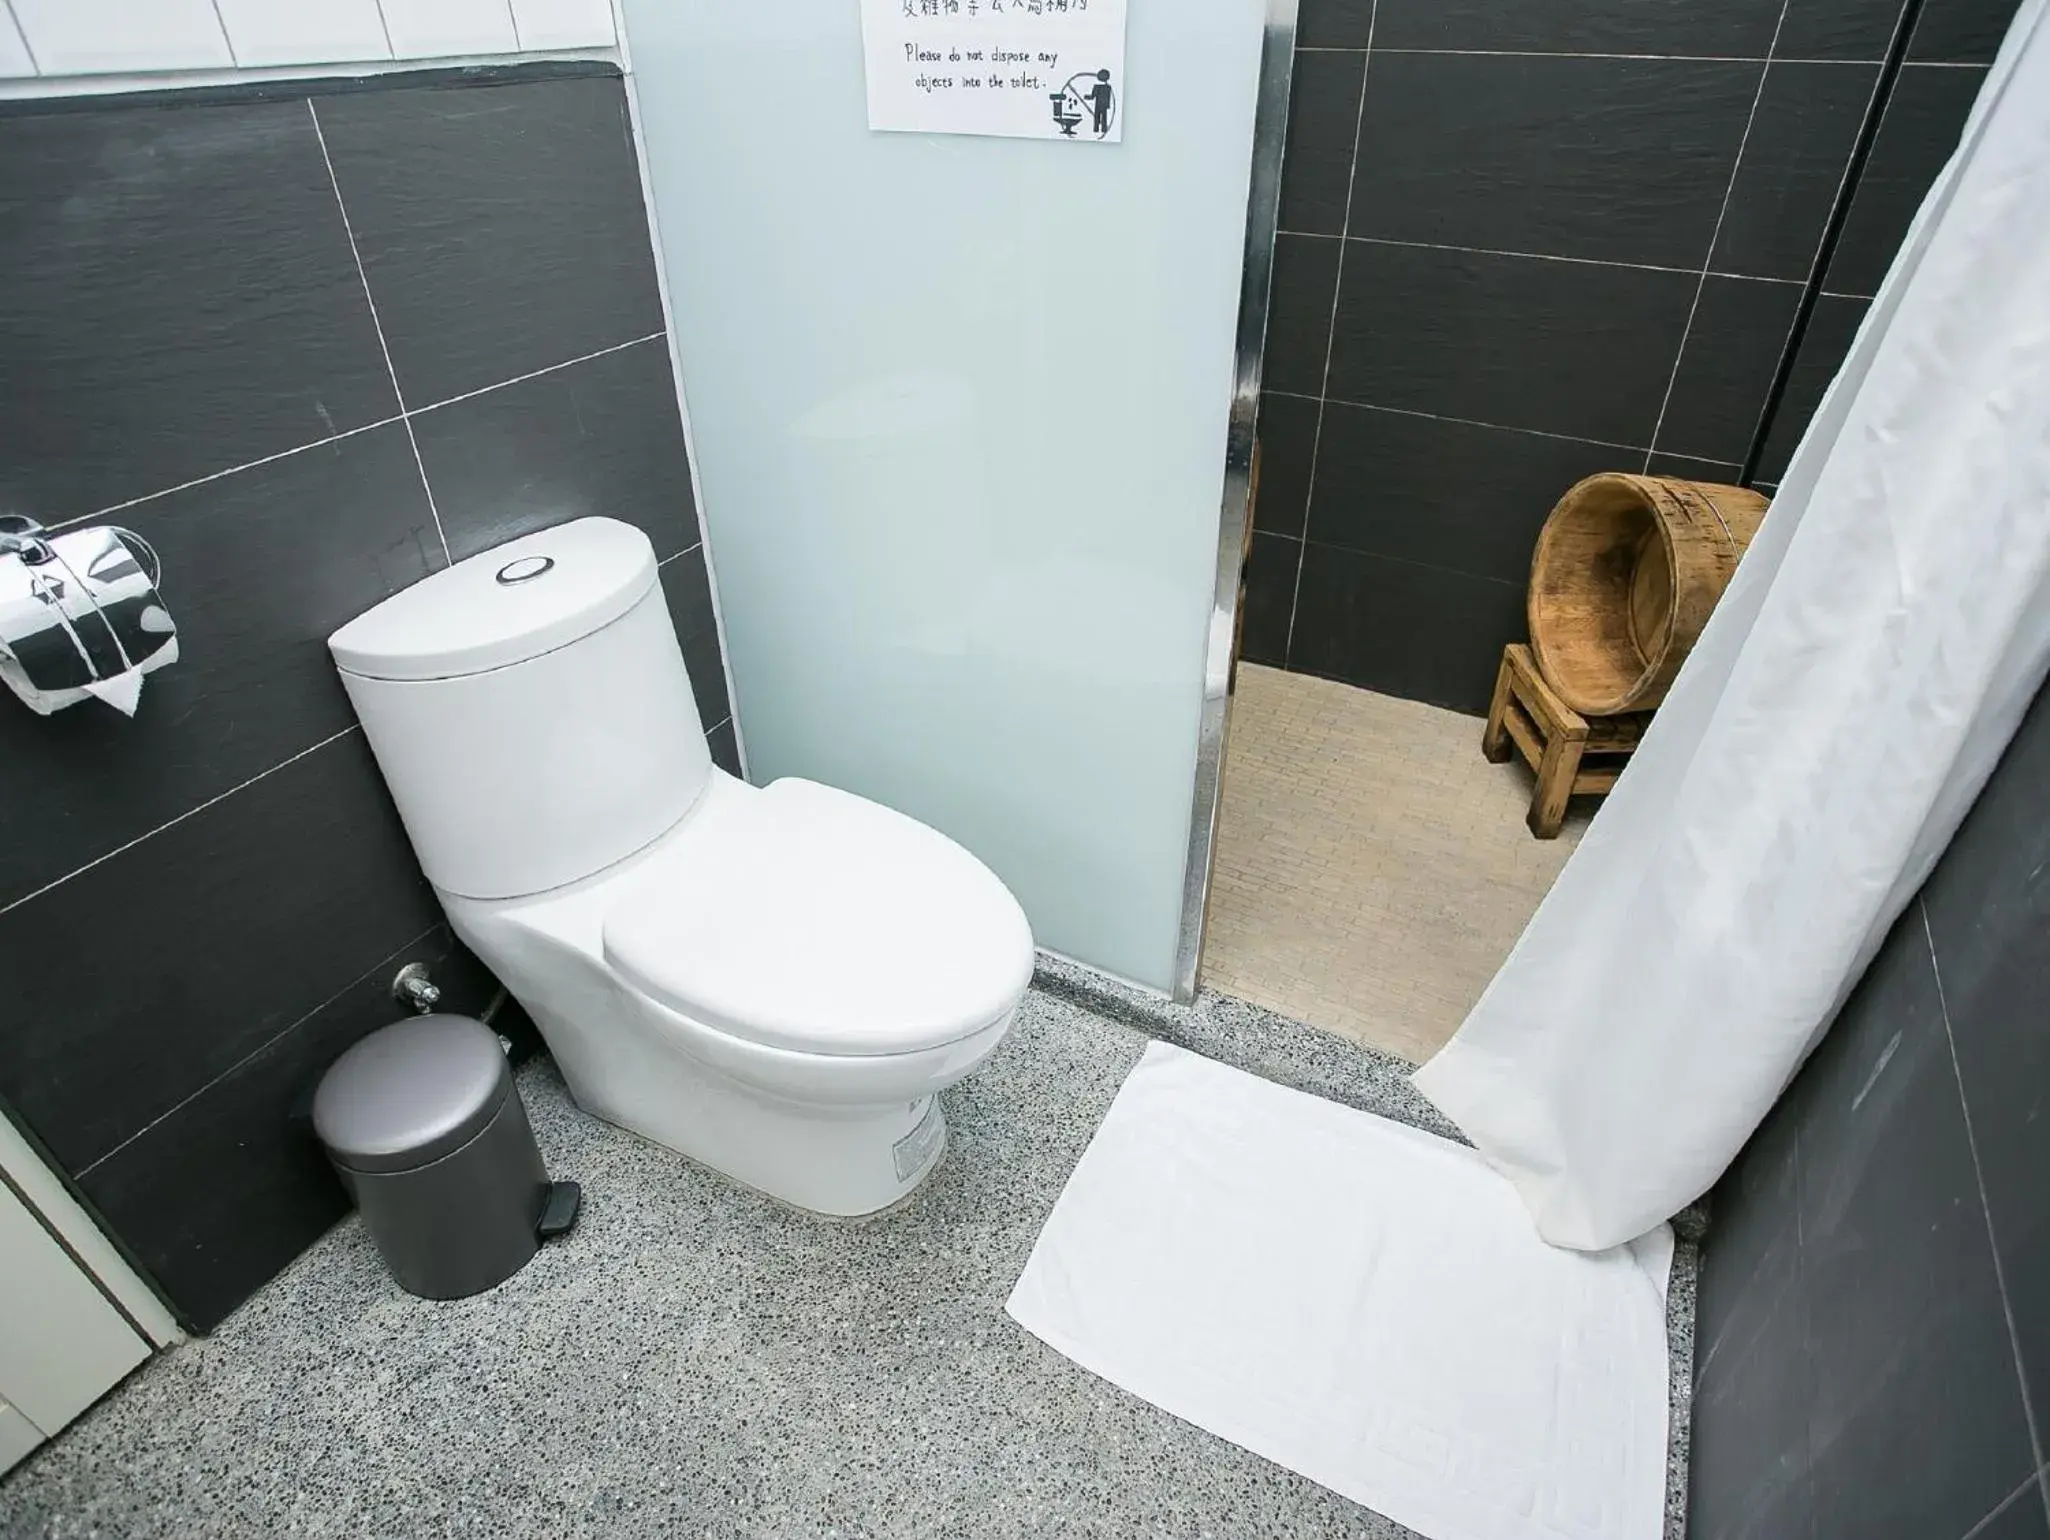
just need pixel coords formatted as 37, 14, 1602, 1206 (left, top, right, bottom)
0, 514, 178, 717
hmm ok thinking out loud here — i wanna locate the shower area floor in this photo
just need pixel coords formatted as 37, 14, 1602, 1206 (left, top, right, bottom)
1203, 663, 1589, 1064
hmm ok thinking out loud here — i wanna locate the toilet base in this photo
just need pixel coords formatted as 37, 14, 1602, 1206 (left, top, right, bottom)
582, 1086, 951, 1220
560, 1053, 952, 1217
441, 861, 1016, 1220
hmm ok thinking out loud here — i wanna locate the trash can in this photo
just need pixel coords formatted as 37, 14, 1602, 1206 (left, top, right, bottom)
313, 1014, 578, 1300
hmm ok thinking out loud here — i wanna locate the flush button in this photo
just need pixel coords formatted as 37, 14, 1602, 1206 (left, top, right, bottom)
496, 556, 555, 585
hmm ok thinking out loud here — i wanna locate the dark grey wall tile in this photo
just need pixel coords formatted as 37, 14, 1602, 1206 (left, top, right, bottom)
1793, 917, 2035, 1539
1326, 241, 1697, 447
1372, 0, 1784, 56
1694, 1104, 1802, 1386
0, 732, 440, 1177
1924, 691, 2050, 1437
1656, 277, 1803, 463
1910, 0, 2023, 61
1756, 293, 1869, 480
0, 426, 440, 911
77, 926, 494, 1331
663, 543, 730, 727
1776, 0, 1908, 60
1688, 1238, 1815, 1540
682, 624, 731, 731
662, 543, 718, 646
1297, 0, 1373, 50
1238, 533, 1300, 668
1278, 49, 1363, 236
1711, 62, 1880, 281
1307, 402, 1618, 583
1254, 393, 1320, 538
1351, 54, 1759, 269
707, 718, 742, 777
313, 74, 665, 408
1264, 234, 1341, 396
0, 99, 396, 523
1288, 547, 1521, 713
410, 338, 697, 563
1829, 64, 1986, 296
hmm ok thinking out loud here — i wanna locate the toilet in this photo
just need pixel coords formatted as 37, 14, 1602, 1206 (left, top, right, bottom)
328, 517, 1035, 1217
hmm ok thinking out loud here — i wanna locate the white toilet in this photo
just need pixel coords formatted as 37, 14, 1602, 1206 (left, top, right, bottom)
328, 517, 1035, 1216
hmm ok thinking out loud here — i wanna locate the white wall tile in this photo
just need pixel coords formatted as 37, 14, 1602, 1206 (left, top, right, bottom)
213, 0, 392, 66
0, 6, 37, 76
377, 0, 518, 58
12, 0, 233, 74
509, 0, 613, 49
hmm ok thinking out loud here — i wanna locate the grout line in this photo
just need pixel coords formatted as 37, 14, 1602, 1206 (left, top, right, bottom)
205, 0, 238, 66
48, 414, 407, 531
1272, 388, 1742, 468
307, 98, 453, 566
371, 0, 396, 57
0, 726, 360, 920
1295, 230, 1694, 274
78, 921, 448, 1179
504, 0, 523, 50
1820, 288, 1876, 300
1349, 233, 1712, 278
1283, 229, 1809, 288
1316, 396, 1658, 455
655, 540, 703, 569
1284, 0, 1377, 665
409, 332, 664, 416
4, 0, 38, 74
1642, 4, 1789, 472
1924, 899, 2050, 1522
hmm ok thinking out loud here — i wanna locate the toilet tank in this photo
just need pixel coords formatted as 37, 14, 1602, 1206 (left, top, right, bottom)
330, 518, 713, 901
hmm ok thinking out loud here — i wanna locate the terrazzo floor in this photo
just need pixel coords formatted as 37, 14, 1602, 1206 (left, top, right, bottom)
0, 982, 1693, 1540
1204, 665, 1593, 1063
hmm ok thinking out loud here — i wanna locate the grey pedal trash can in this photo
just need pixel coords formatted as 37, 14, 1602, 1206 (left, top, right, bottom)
313, 1014, 579, 1300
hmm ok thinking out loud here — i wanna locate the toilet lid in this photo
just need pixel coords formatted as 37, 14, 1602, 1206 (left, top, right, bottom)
602, 779, 1035, 1057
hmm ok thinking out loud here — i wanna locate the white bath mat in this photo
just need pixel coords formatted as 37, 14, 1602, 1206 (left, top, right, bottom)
1007, 1042, 1673, 1540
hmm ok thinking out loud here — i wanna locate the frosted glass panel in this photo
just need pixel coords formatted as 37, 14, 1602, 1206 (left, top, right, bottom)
622, 0, 1263, 990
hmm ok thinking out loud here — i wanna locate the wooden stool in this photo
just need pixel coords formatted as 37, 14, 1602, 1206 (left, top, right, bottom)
1483, 644, 1649, 838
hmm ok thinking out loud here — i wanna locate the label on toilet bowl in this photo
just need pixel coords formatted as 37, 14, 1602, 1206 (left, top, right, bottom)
893, 1098, 945, 1183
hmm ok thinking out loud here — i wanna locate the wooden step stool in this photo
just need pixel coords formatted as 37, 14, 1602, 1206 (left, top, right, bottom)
1483, 643, 1649, 838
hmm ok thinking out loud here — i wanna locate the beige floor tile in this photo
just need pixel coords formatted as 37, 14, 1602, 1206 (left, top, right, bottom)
1200, 664, 1591, 1064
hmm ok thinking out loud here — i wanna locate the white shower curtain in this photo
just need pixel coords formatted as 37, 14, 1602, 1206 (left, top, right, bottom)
1415, 0, 2050, 1253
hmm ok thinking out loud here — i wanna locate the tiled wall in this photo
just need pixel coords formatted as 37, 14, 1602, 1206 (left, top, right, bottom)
1244, 0, 2013, 715
0, 0, 613, 80
1689, 680, 2050, 1540
0, 66, 734, 1331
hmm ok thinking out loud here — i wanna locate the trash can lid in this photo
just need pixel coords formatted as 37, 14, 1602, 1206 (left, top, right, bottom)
313, 1015, 512, 1174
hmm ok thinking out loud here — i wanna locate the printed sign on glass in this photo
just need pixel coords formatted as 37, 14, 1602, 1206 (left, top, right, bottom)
859, 0, 1129, 143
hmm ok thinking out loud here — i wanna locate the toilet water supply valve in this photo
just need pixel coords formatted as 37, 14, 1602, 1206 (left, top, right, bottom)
392, 962, 443, 1015
392, 963, 518, 1058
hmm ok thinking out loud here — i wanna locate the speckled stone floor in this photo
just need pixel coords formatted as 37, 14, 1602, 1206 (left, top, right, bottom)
0, 983, 1694, 1540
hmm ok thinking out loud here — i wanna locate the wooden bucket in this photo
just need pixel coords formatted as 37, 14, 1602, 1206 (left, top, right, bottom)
1528, 473, 1770, 716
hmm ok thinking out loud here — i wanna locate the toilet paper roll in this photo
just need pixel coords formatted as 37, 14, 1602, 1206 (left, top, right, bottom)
0, 527, 177, 717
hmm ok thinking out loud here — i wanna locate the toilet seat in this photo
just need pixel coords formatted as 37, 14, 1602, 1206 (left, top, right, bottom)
602, 779, 1035, 1059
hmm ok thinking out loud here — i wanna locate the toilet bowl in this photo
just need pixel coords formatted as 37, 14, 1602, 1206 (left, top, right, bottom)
329, 517, 1034, 1216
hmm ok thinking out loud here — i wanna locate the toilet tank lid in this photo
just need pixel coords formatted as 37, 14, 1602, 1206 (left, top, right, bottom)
329, 517, 659, 682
